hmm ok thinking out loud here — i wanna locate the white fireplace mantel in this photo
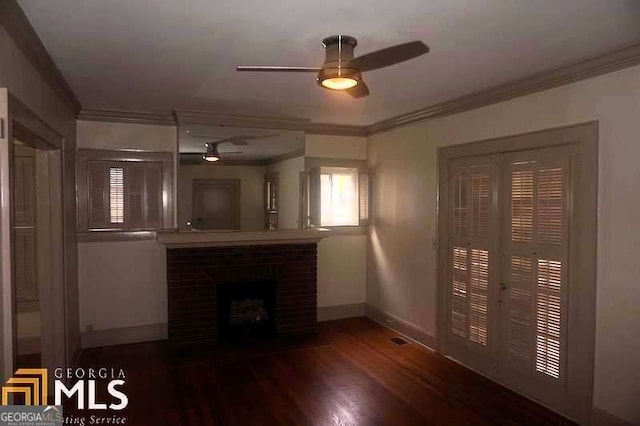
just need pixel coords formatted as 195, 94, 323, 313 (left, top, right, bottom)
156, 228, 331, 248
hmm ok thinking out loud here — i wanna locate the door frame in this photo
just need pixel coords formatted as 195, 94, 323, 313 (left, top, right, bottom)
0, 90, 66, 382
436, 121, 598, 423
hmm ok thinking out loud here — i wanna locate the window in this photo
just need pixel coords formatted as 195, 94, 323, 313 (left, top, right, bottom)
77, 149, 173, 232
306, 159, 370, 228
320, 167, 359, 226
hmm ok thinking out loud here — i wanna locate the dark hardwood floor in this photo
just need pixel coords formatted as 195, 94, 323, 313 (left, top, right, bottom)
72, 317, 573, 425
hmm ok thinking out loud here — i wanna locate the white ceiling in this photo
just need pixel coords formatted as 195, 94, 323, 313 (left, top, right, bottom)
19, 0, 640, 125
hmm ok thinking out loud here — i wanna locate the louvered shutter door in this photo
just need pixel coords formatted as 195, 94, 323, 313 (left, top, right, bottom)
87, 160, 112, 229
13, 149, 38, 302
502, 147, 569, 384
143, 162, 164, 229
447, 157, 497, 358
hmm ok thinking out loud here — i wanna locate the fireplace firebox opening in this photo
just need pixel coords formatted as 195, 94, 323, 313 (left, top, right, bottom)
217, 280, 276, 340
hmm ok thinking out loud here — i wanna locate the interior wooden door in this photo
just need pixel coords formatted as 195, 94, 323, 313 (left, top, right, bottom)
498, 144, 573, 412
444, 154, 500, 374
192, 179, 241, 230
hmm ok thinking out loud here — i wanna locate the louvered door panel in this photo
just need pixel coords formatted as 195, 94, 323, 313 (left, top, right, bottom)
446, 156, 498, 368
506, 256, 535, 366
500, 146, 570, 398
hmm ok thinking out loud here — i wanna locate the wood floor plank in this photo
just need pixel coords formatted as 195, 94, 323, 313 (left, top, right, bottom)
67, 317, 574, 425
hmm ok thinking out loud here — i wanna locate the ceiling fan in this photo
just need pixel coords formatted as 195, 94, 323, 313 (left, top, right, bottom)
187, 134, 274, 162
236, 35, 429, 98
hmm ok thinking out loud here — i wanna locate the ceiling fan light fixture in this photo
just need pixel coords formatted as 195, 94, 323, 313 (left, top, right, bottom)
203, 142, 220, 162
317, 67, 360, 91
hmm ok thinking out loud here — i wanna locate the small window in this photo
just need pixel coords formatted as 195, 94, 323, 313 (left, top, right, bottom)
305, 160, 371, 228
320, 167, 359, 226
77, 149, 173, 232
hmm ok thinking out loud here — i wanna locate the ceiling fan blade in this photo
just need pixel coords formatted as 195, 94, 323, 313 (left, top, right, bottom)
188, 134, 275, 146
347, 80, 370, 98
220, 151, 243, 155
237, 66, 321, 72
349, 41, 429, 72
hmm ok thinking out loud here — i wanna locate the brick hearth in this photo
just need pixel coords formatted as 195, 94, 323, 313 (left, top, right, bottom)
167, 243, 317, 345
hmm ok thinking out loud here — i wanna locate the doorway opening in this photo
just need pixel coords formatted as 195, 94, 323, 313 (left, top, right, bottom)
10, 124, 62, 372
0, 90, 66, 384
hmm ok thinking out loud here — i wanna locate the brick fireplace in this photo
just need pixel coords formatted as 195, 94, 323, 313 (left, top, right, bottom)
166, 243, 318, 346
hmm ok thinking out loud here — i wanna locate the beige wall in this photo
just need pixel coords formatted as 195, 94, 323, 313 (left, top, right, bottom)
317, 235, 367, 307
307, 135, 369, 309
178, 164, 265, 231
306, 134, 367, 159
266, 155, 304, 229
78, 240, 167, 331
0, 23, 79, 374
367, 64, 640, 424
76, 120, 177, 151
76, 121, 176, 334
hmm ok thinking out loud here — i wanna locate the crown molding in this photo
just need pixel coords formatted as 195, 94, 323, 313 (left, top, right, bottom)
365, 41, 640, 135
175, 110, 367, 137
0, 0, 82, 113
77, 108, 176, 126
174, 109, 308, 130
305, 122, 366, 137
78, 107, 368, 136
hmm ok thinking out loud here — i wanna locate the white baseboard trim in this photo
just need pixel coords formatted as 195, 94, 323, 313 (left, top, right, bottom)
81, 323, 167, 348
591, 407, 634, 426
317, 303, 365, 321
365, 304, 436, 350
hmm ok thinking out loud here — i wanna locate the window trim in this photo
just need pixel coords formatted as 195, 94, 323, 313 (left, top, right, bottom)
304, 157, 370, 231
77, 149, 174, 233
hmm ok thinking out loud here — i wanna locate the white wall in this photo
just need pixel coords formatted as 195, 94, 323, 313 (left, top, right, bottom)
179, 164, 265, 230
78, 240, 167, 331
306, 134, 369, 308
266, 155, 304, 229
76, 120, 178, 151
306, 134, 367, 160
317, 235, 367, 307
367, 65, 640, 424
76, 121, 176, 332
